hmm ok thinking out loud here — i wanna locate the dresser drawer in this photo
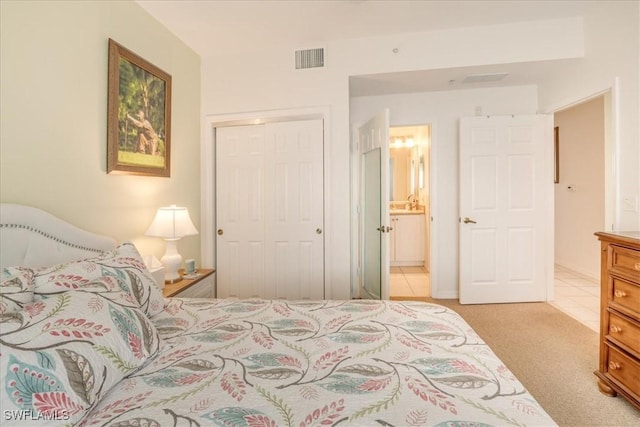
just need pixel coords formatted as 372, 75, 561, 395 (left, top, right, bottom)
610, 277, 640, 317
605, 344, 640, 398
609, 244, 640, 282
607, 311, 640, 356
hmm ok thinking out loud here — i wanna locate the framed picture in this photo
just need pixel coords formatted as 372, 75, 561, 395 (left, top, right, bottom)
107, 39, 171, 177
554, 126, 560, 184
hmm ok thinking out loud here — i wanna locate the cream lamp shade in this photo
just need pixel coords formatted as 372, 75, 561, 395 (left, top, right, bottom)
145, 205, 198, 283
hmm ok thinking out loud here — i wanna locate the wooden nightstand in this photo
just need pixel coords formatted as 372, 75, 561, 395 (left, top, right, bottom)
162, 269, 215, 298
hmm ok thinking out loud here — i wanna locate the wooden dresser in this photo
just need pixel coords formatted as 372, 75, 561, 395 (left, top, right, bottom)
594, 231, 640, 410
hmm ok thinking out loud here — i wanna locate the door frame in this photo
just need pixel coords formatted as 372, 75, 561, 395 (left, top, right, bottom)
202, 106, 331, 297
541, 79, 619, 233
538, 83, 618, 309
539, 78, 619, 300
351, 119, 439, 299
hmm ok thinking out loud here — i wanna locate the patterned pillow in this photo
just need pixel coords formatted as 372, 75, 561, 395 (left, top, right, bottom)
0, 291, 161, 426
0, 267, 34, 314
33, 243, 165, 318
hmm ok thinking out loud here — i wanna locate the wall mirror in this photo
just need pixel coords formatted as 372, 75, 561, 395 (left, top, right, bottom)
389, 143, 417, 202
389, 125, 430, 206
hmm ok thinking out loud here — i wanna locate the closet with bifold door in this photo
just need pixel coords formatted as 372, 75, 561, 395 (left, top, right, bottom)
215, 118, 324, 299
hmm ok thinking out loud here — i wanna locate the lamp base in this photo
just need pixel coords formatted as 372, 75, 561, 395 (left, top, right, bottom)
161, 239, 183, 283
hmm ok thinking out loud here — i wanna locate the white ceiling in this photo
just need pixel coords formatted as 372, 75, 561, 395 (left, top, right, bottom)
136, 0, 588, 96
347, 58, 584, 97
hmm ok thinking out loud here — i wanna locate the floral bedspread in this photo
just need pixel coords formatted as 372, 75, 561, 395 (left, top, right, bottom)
80, 299, 556, 427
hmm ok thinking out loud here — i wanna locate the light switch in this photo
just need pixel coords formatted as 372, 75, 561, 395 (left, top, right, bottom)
622, 195, 638, 212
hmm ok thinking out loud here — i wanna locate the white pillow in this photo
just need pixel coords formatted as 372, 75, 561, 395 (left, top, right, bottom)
1, 267, 34, 314
33, 243, 165, 318
0, 291, 161, 426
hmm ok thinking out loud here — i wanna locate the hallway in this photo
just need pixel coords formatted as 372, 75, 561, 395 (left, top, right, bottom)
550, 264, 600, 332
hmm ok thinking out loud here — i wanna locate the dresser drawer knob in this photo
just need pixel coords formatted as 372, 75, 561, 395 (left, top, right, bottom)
614, 290, 627, 298
635, 262, 640, 271
610, 325, 623, 334
608, 361, 621, 371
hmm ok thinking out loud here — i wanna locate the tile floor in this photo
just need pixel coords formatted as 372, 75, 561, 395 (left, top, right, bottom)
390, 264, 600, 332
550, 264, 600, 332
390, 266, 430, 298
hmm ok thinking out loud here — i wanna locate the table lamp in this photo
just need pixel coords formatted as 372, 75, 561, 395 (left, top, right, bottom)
145, 205, 198, 283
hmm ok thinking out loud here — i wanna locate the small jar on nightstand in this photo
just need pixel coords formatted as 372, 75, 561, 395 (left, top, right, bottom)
162, 269, 215, 298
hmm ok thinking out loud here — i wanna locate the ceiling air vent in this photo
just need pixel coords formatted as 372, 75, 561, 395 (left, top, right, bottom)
295, 47, 325, 70
462, 73, 508, 83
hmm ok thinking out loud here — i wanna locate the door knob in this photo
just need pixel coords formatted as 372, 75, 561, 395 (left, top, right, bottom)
316, 228, 323, 234
463, 217, 477, 224
217, 229, 224, 235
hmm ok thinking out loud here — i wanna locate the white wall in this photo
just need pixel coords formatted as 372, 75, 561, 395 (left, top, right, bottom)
554, 97, 605, 279
0, 1, 202, 263
201, 17, 586, 299
351, 86, 539, 298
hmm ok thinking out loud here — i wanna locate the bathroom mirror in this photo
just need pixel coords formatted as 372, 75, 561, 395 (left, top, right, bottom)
390, 145, 418, 202
389, 125, 430, 207
419, 154, 425, 190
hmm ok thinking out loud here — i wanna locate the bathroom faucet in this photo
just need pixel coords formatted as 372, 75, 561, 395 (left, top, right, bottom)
408, 194, 418, 210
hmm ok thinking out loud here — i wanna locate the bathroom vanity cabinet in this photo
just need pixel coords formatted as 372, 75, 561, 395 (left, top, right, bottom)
390, 213, 425, 266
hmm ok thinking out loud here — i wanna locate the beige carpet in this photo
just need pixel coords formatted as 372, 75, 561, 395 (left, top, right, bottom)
427, 299, 640, 427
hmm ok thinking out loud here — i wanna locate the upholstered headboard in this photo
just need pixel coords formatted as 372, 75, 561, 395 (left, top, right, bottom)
0, 204, 117, 268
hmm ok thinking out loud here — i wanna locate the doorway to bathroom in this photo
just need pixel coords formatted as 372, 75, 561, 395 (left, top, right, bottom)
388, 125, 431, 300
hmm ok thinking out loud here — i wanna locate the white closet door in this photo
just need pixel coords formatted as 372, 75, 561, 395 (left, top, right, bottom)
216, 124, 267, 299
265, 120, 324, 299
216, 119, 324, 299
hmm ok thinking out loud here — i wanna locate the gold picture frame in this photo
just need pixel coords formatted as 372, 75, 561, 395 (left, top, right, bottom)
107, 39, 171, 177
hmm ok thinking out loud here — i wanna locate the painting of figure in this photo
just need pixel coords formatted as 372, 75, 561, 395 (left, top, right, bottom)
107, 39, 171, 177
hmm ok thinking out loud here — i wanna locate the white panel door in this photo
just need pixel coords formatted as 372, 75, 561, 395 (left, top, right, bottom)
265, 120, 324, 299
459, 115, 552, 304
216, 119, 324, 299
216, 124, 266, 299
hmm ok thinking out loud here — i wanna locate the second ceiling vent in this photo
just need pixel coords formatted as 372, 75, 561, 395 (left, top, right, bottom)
462, 72, 509, 83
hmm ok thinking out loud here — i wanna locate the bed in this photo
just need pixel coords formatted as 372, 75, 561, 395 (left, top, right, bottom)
0, 203, 557, 426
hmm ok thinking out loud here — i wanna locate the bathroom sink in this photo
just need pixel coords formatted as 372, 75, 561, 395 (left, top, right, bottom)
390, 208, 423, 214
